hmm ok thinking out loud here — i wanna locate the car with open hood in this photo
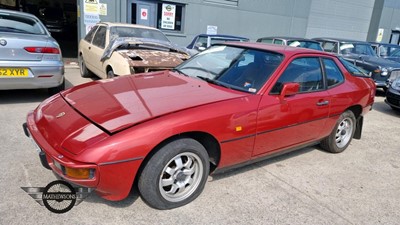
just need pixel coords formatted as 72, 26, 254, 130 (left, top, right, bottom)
314, 37, 400, 90
78, 22, 190, 79
24, 43, 375, 210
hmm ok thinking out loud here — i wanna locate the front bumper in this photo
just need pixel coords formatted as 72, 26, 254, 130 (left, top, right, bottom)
23, 111, 143, 201
385, 87, 400, 109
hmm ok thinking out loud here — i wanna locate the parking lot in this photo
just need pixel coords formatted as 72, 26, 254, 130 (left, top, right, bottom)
0, 66, 399, 225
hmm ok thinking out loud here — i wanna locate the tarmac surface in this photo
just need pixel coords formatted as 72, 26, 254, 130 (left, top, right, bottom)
0, 67, 399, 224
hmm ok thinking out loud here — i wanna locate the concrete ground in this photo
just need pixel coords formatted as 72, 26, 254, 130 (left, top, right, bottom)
0, 67, 399, 224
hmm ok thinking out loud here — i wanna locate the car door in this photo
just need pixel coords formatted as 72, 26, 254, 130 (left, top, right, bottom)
86, 25, 108, 78
252, 56, 330, 156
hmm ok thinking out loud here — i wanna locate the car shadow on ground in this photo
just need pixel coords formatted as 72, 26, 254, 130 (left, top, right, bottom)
0, 79, 74, 104
372, 101, 400, 117
375, 89, 386, 97
210, 146, 320, 181
0, 89, 49, 104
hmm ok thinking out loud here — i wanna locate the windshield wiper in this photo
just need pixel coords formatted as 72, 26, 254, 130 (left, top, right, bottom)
196, 76, 232, 89
172, 68, 188, 76
196, 76, 254, 93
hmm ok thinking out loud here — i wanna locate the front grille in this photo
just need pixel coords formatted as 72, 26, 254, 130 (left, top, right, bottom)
387, 90, 400, 99
387, 97, 400, 106
387, 90, 400, 106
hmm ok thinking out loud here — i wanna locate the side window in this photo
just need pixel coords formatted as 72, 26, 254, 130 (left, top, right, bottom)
323, 58, 344, 88
271, 57, 323, 94
273, 39, 284, 45
84, 25, 98, 43
259, 38, 273, 43
322, 41, 338, 53
392, 49, 400, 57
354, 44, 368, 55
92, 26, 107, 49
195, 36, 207, 49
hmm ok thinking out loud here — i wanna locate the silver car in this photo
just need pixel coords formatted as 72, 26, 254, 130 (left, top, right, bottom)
0, 9, 64, 94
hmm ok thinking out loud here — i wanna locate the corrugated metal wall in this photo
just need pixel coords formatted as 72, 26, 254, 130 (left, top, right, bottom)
305, 0, 376, 40
78, 0, 381, 46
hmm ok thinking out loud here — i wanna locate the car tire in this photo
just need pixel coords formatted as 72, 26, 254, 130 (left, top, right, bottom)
138, 138, 210, 210
107, 69, 115, 79
320, 110, 356, 153
79, 55, 92, 78
48, 78, 65, 95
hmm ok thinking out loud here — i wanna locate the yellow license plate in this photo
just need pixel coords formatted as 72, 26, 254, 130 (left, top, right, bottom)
0, 68, 29, 77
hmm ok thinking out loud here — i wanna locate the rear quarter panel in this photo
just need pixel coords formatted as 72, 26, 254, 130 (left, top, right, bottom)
323, 59, 375, 136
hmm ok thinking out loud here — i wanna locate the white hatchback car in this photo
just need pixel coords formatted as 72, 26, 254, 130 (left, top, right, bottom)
0, 9, 64, 94
78, 22, 190, 79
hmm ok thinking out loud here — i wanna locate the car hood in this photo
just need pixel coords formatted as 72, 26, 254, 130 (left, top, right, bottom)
344, 54, 400, 68
61, 71, 247, 133
101, 37, 189, 61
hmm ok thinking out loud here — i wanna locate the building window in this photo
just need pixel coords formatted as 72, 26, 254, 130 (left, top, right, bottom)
157, 2, 184, 32
131, 3, 137, 24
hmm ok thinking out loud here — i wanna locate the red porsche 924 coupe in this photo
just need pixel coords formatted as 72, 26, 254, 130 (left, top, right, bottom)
24, 42, 375, 209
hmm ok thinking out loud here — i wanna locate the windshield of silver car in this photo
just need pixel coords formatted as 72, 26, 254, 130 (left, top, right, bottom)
175, 45, 284, 93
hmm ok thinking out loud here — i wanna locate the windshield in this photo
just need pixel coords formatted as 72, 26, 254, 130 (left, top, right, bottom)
110, 26, 170, 42
338, 57, 369, 77
339, 43, 377, 57
287, 40, 323, 51
379, 45, 400, 57
175, 45, 283, 93
0, 13, 46, 35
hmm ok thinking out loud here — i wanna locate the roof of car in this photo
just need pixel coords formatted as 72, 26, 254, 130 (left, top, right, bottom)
313, 37, 371, 44
369, 42, 400, 47
0, 8, 38, 19
195, 34, 249, 40
98, 22, 159, 30
258, 36, 319, 42
222, 41, 334, 56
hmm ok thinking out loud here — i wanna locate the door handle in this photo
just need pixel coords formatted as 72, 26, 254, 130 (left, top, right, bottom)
316, 100, 329, 106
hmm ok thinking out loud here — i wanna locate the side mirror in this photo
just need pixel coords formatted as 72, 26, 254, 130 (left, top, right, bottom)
280, 82, 299, 99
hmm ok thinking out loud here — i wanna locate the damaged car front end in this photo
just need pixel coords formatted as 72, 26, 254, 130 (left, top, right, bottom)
102, 37, 190, 74
78, 22, 190, 79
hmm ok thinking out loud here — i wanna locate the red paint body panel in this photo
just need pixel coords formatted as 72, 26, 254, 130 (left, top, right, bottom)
25, 43, 376, 201
62, 71, 246, 133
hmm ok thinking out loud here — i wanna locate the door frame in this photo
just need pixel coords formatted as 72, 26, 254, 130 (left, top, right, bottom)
127, 0, 157, 27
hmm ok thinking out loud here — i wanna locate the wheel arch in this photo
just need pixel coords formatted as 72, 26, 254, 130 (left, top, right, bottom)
345, 104, 362, 119
106, 65, 114, 74
344, 104, 363, 139
134, 132, 221, 188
